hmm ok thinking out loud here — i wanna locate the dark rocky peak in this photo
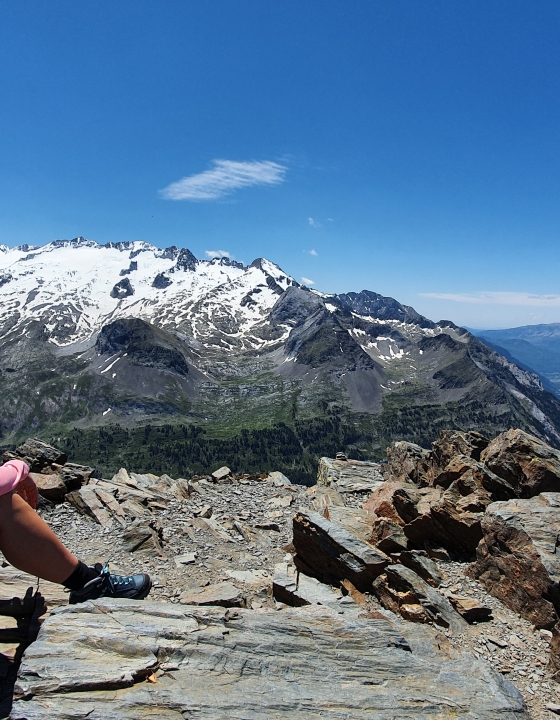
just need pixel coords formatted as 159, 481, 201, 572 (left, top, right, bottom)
103, 241, 138, 252
96, 318, 190, 377
249, 258, 295, 293
284, 306, 374, 370
174, 248, 198, 272
157, 246, 198, 272
158, 245, 179, 260
15, 243, 39, 252
120, 261, 138, 276
110, 278, 134, 299
249, 258, 266, 271
270, 286, 324, 328
335, 290, 435, 328
152, 272, 173, 289
209, 256, 244, 270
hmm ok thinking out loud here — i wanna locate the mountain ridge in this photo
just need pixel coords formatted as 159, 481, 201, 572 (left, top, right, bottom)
1, 238, 560, 481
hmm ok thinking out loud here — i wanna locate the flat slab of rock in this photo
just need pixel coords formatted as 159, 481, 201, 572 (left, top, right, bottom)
11, 598, 527, 719
272, 562, 343, 608
293, 511, 389, 591
317, 456, 384, 493
179, 581, 244, 607
448, 594, 492, 622
470, 493, 560, 628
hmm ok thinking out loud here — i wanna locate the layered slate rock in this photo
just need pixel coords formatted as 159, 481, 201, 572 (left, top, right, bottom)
469, 493, 560, 629
480, 429, 560, 497
292, 511, 389, 591
11, 598, 527, 719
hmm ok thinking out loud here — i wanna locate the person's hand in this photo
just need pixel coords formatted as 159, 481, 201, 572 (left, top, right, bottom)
16, 475, 39, 509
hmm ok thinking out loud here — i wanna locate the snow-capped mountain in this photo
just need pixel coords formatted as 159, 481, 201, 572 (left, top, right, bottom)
0, 237, 295, 349
1, 237, 559, 455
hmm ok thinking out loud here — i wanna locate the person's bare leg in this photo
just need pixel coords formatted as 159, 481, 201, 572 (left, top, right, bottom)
0, 491, 78, 583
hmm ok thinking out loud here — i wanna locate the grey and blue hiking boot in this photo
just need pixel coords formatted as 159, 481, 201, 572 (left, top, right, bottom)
68, 563, 152, 604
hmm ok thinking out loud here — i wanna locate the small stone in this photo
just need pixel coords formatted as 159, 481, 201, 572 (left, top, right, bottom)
212, 466, 233, 483
174, 552, 197, 567
486, 635, 508, 649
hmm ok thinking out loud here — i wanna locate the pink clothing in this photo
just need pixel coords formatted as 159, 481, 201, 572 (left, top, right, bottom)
0, 460, 29, 497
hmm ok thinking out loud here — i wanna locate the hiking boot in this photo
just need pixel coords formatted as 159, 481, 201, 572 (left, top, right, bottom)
68, 563, 152, 604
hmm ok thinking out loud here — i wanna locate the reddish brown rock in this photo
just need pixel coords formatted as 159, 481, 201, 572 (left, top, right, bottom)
29, 472, 67, 502
382, 442, 429, 484
426, 430, 489, 482
362, 481, 421, 525
469, 493, 560, 629
447, 595, 492, 623
368, 517, 409, 554
383, 430, 489, 487
480, 429, 560, 497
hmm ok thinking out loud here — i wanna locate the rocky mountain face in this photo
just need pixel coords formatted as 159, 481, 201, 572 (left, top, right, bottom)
4, 429, 560, 717
1, 238, 560, 481
472, 323, 560, 399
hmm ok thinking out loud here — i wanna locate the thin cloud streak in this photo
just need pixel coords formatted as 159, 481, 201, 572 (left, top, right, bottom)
160, 160, 287, 201
205, 250, 231, 259
309, 249, 318, 256
420, 291, 560, 307
301, 276, 315, 285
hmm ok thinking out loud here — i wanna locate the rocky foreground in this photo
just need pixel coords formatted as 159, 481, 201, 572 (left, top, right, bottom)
2, 430, 560, 717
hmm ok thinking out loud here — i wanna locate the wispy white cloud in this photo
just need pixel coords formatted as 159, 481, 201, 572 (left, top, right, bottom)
205, 250, 231, 259
420, 291, 560, 307
160, 159, 287, 201
301, 276, 315, 285
308, 249, 318, 256
308, 217, 322, 228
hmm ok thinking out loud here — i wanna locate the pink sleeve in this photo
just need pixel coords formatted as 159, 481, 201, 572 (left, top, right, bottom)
0, 460, 30, 497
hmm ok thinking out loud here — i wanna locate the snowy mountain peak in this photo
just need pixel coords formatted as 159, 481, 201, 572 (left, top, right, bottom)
0, 239, 297, 349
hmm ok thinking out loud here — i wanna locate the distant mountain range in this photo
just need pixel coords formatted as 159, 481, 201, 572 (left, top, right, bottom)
1, 238, 560, 480
470, 324, 560, 398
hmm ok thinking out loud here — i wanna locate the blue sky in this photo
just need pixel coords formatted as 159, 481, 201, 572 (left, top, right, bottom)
1, 1, 559, 329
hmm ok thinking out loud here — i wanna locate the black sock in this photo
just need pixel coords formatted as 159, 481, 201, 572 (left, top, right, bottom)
62, 561, 99, 591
